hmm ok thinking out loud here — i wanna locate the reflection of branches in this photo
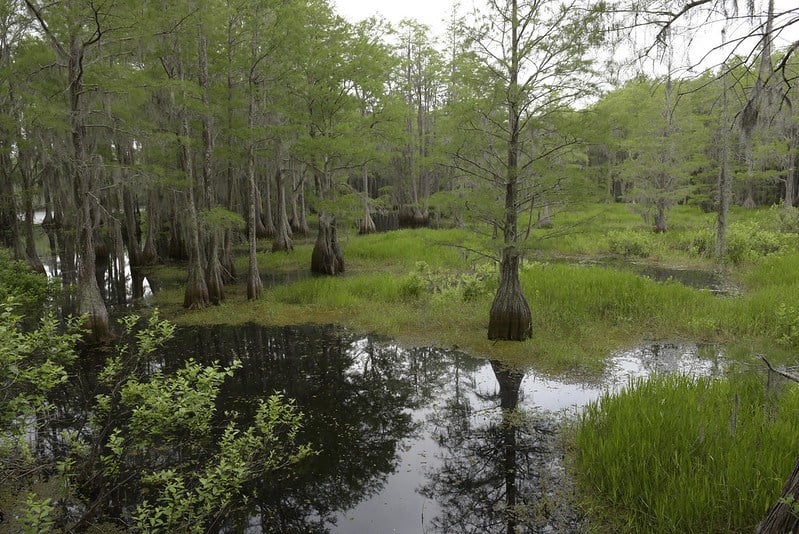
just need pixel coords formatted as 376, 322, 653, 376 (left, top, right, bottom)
102, 324, 434, 533
421, 360, 570, 533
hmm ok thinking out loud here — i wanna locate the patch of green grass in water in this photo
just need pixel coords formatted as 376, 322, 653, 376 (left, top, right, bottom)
572, 371, 799, 532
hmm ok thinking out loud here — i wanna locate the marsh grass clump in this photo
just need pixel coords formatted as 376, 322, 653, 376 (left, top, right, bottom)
574, 372, 799, 532
344, 228, 475, 270
521, 262, 708, 333
607, 229, 656, 258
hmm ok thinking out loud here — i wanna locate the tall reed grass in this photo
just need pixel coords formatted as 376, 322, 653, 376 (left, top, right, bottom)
574, 372, 799, 532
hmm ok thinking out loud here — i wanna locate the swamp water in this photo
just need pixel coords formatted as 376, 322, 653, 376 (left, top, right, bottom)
119, 323, 724, 533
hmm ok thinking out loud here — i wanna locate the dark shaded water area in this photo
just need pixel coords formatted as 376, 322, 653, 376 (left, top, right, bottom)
61, 323, 724, 533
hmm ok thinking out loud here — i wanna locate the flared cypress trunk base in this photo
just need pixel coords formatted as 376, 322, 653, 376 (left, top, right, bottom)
358, 213, 376, 235
758, 457, 799, 533
78, 278, 112, 342
183, 263, 209, 310
311, 215, 344, 275
488, 250, 531, 341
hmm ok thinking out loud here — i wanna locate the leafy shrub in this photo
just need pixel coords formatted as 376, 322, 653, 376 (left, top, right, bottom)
0, 250, 53, 318
398, 272, 426, 300
774, 302, 799, 348
765, 205, 799, 234
607, 230, 653, 258
678, 221, 792, 264
86, 313, 313, 532
461, 262, 498, 302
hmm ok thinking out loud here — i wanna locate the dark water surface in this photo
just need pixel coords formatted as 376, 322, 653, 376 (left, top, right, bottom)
138, 324, 723, 533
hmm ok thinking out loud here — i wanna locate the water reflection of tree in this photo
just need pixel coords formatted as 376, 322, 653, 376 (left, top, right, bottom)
156, 324, 443, 532
422, 360, 567, 533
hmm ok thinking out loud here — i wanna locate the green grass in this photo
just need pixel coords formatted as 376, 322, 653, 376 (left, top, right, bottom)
148, 202, 799, 373
573, 372, 799, 532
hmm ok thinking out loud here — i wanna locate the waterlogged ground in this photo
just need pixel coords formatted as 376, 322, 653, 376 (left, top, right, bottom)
145, 324, 725, 533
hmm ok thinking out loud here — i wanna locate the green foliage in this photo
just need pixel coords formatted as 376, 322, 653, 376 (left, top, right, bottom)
21, 492, 55, 534
574, 372, 799, 532
0, 250, 53, 317
82, 313, 312, 531
201, 206, 245, 231
461, 262, 498, 302
0, 298, 80, 458
607, 229, 655, 257
678, 220, 793, 264
774, 303, 799, 347
398, 271, 426, 301
128, 394, 310, 533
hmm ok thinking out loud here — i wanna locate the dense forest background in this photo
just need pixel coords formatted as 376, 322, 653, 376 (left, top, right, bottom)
0, 0, 797, 336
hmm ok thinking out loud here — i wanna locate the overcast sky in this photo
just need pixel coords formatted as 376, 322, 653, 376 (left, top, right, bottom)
332, 0, 464, 36
331, 0, 795, 78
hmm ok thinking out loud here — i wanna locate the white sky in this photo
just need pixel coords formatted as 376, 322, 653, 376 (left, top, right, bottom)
332, 0, 796, 80
333, 0, 463, 36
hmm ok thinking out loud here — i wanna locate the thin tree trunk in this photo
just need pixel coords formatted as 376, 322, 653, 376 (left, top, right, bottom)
19, 146, 44, 274
141, 189, 159, 265
359, 166, 376, 235
198, 24, 224, 305
297, 173, 310, 236
538, 203, 553, 229
220, 229, 236, 283
247, 148, 262, 299
289, 164, 302, 235
70, 48, 109, 339
272, 166, 293, 252
246, 73, 262, 300
717, 48, 732, 265
261, 172, 276, 237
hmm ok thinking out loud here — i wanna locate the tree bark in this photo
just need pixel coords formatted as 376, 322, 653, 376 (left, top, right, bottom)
538, 203, 553, 229
198, 24, 224, 306
716, 51, 732, 265
246, 79, 262, 300
180, 114, 209, 310
757, 458, 799, 533
489, 249, 532, 340
311, 214, 344, 275
19, 146, 45, 274
272, 166, 294, 252
359, 166, 376, 235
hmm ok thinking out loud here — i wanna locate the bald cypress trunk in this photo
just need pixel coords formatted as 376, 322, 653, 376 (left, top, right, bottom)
272, 167, 293, 252
246, 80, 262, 300
359, 166, 376, 235
311, 214, 344, 275
488, 0, 531, 342
180, 113, 209, 310
70, 48, 109, 339
19, 146, 44, 274
758, 458, 799, 533
489, 249, 531, 340
260, 176, 276, 238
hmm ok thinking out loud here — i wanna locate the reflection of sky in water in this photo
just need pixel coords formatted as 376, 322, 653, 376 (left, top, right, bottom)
34, 210, 152, 301
42, 253, 152, 301
335, 340, 723, 533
